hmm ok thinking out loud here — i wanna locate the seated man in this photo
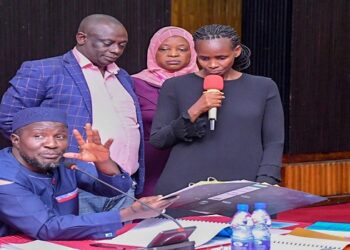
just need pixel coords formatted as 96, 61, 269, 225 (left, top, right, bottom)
0, 107, 176, 240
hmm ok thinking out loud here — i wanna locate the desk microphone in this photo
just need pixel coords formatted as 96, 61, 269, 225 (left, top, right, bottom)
65, 162, 195, 249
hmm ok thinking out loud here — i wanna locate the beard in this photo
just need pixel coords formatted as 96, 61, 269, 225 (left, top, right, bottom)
20, 153, 61, 172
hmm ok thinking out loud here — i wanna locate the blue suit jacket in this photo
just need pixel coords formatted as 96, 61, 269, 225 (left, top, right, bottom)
0, 50, 145, 194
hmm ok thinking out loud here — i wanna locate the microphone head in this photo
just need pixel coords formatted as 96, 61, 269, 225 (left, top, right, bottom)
203, 75, 224, 91
63, 160, 77, 170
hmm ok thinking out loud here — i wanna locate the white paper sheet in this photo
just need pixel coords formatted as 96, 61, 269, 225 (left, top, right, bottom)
99, 218, 230, 247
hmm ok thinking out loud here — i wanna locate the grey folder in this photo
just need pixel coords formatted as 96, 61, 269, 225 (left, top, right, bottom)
162, 180, 327, 216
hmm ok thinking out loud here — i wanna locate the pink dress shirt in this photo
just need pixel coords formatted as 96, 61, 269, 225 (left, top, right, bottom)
73, 48, 140, 175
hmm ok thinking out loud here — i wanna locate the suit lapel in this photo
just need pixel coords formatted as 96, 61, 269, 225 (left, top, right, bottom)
63, 51, 92, 117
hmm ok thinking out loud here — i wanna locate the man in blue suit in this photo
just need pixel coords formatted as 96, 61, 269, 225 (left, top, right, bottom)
0, 14, 145, 214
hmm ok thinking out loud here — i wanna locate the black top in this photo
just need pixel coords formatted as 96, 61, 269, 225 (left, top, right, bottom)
150, 73, 284, 195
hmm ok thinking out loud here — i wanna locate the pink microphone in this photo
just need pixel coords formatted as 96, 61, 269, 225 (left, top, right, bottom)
203, 75, 224, 130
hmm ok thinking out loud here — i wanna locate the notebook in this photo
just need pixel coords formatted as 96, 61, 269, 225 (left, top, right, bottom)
271, 234, 350, 250
98, 217, 230, 248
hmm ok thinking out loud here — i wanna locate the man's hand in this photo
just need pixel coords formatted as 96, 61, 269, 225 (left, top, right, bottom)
63, 123, 120, 175
63, 123, 112, 162
120, 196, 179, 222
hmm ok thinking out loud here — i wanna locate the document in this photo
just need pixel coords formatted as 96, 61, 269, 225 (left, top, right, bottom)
271, 234, 350, 250
271, 221, 298, 229
162, 179, 326, 216
98, 217, 300, 248
307, 221, 350, 237
98, 217, 230, 248
289, 227, 350, 241
0, 240, 77, 250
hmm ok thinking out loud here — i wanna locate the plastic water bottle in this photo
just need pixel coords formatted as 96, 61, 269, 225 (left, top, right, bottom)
251, 202, 271, 250
231, 203, 254, 250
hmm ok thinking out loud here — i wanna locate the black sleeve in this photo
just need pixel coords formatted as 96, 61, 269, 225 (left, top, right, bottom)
150, 79, 207, 149
256, 80, 284, 184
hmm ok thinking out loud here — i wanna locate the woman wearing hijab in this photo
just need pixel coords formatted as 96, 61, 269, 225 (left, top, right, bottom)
132, 26, 198, 196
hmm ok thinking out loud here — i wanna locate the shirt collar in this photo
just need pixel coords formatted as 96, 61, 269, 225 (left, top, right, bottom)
72, 47, 120, 75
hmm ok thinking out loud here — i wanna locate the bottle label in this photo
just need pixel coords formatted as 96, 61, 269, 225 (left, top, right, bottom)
254, 240, 270, 250
231, 241, 253, 250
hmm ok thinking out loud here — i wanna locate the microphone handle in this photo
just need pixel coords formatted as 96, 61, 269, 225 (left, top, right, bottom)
208, 107, 217, 130
205, 89, 220, 131
208, 107, 217, 121
209, 119, 215, 131
73, 166, 183, 228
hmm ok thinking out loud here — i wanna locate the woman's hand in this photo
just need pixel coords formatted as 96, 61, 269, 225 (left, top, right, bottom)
187, 90, 225, 122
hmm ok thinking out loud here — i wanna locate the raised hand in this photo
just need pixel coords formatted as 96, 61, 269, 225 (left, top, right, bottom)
63, 123, 113, 164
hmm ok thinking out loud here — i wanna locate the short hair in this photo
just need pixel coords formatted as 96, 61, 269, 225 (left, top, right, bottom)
78, 14, 122, 34
193, 24, 251, 71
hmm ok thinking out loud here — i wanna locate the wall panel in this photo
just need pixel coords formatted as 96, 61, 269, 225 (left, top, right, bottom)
289, 0, 350, 153
282, 161, 350, 196
171, 0, 242, 35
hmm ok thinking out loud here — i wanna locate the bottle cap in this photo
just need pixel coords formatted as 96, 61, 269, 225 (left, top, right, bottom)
236, 203, 249, 212
255, 202, 267, 209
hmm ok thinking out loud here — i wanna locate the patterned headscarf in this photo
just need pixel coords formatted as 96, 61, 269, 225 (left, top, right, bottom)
132, 26, 198, 87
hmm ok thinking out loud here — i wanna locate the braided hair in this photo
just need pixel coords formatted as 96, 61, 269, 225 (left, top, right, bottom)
193, 24, 251, 71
